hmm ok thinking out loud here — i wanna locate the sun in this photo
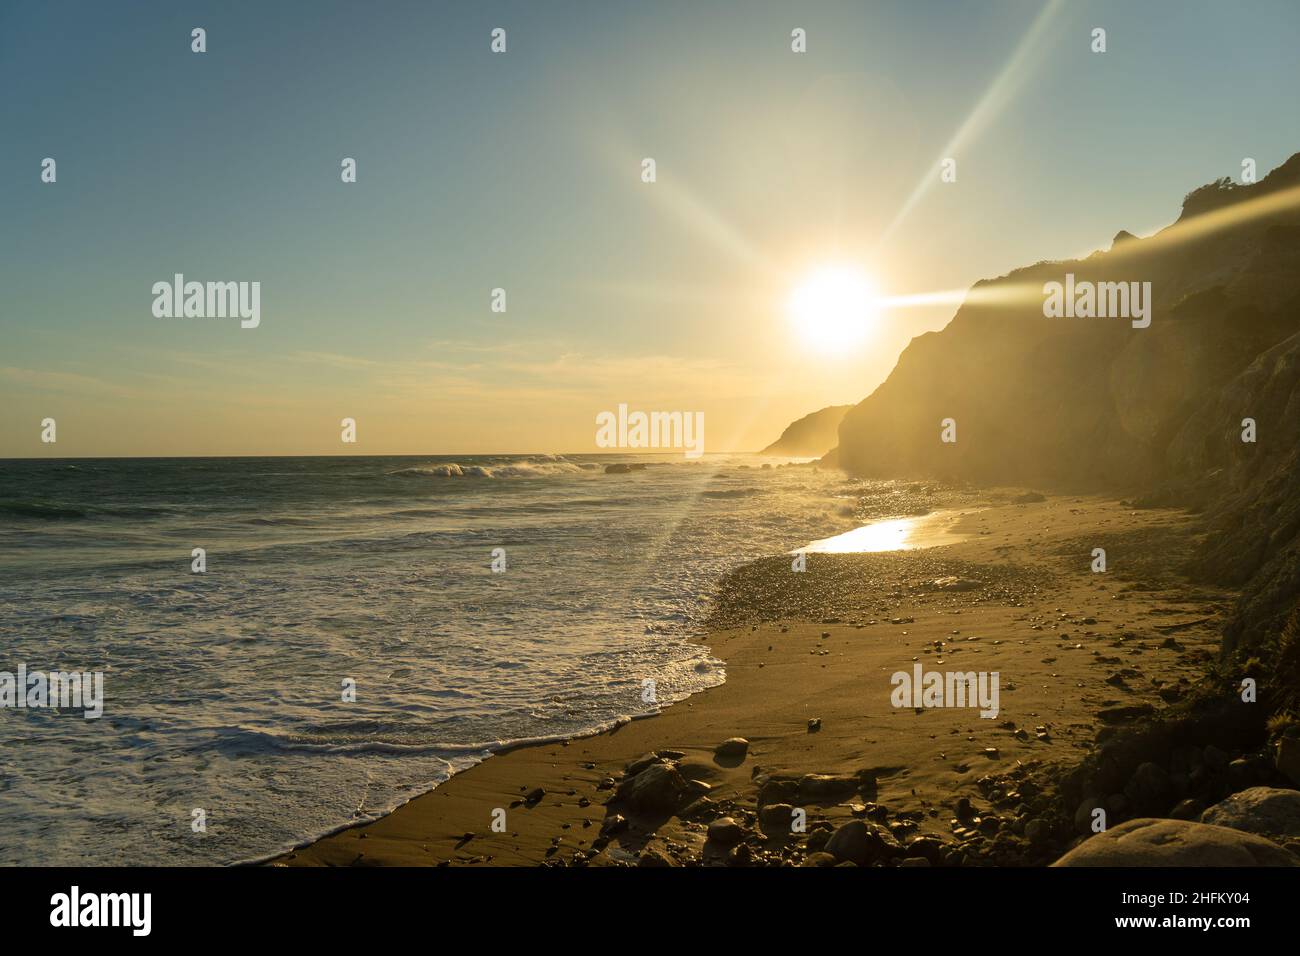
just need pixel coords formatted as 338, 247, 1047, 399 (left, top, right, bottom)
787, 265, 880, 353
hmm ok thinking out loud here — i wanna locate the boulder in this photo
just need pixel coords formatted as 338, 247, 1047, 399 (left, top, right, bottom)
1051, 818, 1299, 867
624, 752, 664, 776
797, 773, 858, 803
714, 737, 750, 760
823, 820, 901, 866
637, 847, 678, 867
759, 803, 796, 836
757, 777, 799, 806
615, 761, 690, 814
706, 816, 746, 845
1201, 786, 1300, 840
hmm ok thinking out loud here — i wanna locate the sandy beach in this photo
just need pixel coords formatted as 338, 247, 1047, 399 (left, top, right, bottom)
276, 490, 1234, 867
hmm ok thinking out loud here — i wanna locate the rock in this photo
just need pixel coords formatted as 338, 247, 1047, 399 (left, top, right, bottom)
638, 847, 677, 867
715, 737, 750, 760
904, 836, 944, 863
824, 820, 900, 866
1074, 798, 1105, 834
758, 777, 799, 805
599, 814, 627, 836
1169, 798, 1203, 821
807, 717, 822, 733
759, 803, 796, 835
604, 463, 632, 474
677, 796, 716, 820
805, 828, 831, 853
899, 856, 931, 867
683, 779, 713, 798
1024, 819, 1049, 843
801, 852, 838, 867
615, 761, 690, 813
1276, 737, 1300, 786
1202, 744, 1230, 773
523, 787, 545, 805
797, 773, 857, 802
1201, 786, 1300, 840
1051, 818, 1300, 867
624, 753, 664, 776
1124, 762, 1174, 816
706, 816, 746, 845
727, 843, 752, 866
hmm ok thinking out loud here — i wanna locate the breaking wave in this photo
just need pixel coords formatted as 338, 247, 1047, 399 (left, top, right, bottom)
388, 457, 598, 480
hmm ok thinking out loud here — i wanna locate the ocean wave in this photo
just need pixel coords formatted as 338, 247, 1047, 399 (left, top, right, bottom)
0, 501, 88, 520
387, 458, 595, 479
701, 487, 764, 499
0, 499, 189, 522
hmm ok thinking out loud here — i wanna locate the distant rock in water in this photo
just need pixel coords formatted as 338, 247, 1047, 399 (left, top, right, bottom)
760, 404, 852, 456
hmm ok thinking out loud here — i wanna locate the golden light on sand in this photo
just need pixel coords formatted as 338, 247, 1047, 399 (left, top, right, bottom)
788, 265, 880, 353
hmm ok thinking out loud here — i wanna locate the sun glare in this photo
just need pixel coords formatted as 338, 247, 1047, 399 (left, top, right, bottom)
788, 265, 880, 353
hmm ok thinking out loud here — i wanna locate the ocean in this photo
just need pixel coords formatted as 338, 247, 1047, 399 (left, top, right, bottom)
0, 454, 860, 865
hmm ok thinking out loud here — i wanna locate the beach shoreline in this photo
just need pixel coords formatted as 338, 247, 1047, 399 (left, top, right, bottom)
273, 491, 1232, 867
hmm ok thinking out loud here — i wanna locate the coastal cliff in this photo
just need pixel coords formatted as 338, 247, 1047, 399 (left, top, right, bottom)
829, 156, 1300, 668
760, 404, 852, 457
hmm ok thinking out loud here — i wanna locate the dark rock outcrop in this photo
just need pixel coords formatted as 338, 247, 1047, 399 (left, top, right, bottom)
760, 404, 852, 457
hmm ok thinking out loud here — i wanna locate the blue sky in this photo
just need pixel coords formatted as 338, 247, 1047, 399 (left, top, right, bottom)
2, 0, 1298, 455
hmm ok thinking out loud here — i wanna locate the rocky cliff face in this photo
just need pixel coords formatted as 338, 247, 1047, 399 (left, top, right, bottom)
835, 154, 1300, 659
760, 404, 852, 456
838, 156, 1300, 488
1168, 328, 1300, 655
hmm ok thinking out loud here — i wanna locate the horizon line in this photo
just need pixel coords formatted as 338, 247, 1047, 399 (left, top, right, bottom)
0, 449, 785, 462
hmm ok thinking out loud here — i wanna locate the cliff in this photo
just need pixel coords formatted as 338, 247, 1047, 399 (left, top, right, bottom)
760, 404, 852, 456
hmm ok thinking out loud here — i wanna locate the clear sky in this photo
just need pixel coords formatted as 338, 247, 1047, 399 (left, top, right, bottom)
2, 0, 1298, 457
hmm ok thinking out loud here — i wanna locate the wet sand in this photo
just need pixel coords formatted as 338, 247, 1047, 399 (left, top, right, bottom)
274, 492, 1230, 867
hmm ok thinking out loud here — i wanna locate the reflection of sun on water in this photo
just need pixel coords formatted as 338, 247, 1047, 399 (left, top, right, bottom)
804, 517, 915, 553
788, 264, 880, 354
800, 510, 974, 554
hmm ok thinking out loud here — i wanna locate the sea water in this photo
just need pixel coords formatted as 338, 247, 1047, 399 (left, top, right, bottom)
0, 454, 859, 864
